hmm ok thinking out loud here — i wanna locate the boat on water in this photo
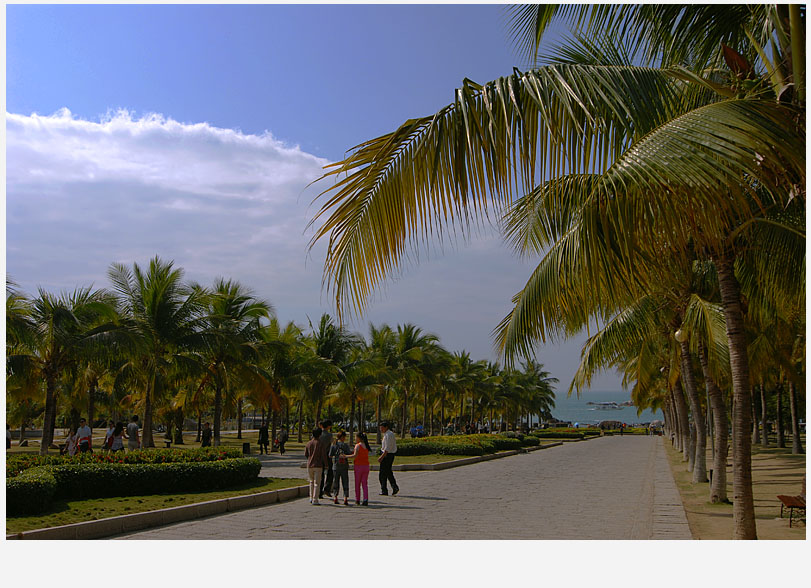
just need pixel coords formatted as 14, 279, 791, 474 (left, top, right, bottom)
586, 401, 622, 410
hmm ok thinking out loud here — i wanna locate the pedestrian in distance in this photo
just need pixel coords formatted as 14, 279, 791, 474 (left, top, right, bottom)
329, 430, 352, 505
304, 427, 327, 505
344, 431, 372, 505
77, 418, 93, 453
201, 421, 212, 447
258, 422, 269, 454
318, 420, 334, 498
378, 421, 399, 496
127, 415, 141, 452
62, 427, 78, 456
103, 420, 115, 452
278, 427, 289, 455
6, 424, 11, 450
110, 422, 126, 452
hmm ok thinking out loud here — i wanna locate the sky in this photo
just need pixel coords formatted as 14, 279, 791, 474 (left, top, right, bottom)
5, 2, 623, 394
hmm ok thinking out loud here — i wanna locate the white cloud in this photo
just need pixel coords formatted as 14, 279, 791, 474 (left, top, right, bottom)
5, 107, 623, 393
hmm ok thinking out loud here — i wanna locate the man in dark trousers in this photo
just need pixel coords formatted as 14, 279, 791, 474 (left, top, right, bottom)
318, 420, 334, 499
378, 421, 399, 495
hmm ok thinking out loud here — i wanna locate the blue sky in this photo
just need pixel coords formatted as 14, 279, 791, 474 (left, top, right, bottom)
6, 3, 624, 393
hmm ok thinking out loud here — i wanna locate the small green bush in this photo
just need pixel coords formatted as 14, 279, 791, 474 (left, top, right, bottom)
531, 431, 586, 439
50, 458, 261, 499
7, 447, 243, 477
6, 458, 261, 514
6, 466, 58, 515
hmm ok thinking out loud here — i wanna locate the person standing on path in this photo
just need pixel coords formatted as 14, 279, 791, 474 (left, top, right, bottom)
76, 418, 93, 453
278, 427, 289, 455
103, 420, 115, 452
329, 430, 352, 505
110, 422, 126, 452
304, 427, 327, 505
378, 421, 399, 496
201, 422, 212, 448
318, 420, 334, 499
127, 415, 141, 452
258, 422, 269, 454
345, 431, 372, 505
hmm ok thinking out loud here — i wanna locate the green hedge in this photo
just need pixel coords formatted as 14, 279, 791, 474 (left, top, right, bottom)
531, 431, 586, 439
6, 458, 261, 515
395, 434, 537, 456
7, 447, 243, 478
6, 466, 58, 515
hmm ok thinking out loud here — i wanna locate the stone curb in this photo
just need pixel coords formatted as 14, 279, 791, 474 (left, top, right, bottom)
6, 484, 310, 541
297, 441, 562, 471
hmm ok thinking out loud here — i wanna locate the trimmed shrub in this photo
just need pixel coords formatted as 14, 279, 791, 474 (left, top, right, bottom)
50, 458, 262, 499
6, 466, 58, 515
531, 431, 586, 440
395, 434, 535, 456
7, 447, 243, 477
6, 458, 261, 514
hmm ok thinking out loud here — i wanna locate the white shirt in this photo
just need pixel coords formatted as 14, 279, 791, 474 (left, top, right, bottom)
77, 425, 92, 444
381, 429, 397, 454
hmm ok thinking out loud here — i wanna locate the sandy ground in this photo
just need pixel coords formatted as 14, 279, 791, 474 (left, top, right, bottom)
665, 438, 806, 539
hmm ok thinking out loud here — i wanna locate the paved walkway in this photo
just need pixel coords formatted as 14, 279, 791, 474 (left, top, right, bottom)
115, 436, 691, 540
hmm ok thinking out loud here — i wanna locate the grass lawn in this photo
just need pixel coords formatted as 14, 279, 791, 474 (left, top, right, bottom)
6, 476, 306, 535
664, 439, 806, 540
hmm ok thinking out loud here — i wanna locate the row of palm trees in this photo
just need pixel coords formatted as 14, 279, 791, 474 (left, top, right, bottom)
307, 5, 805, 540
6, 257, 558, 453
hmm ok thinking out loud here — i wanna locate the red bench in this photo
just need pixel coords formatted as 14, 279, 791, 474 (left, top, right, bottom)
777, 477, 806, 528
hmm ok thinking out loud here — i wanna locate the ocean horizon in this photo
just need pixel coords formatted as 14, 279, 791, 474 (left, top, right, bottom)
547, 389, 664, 426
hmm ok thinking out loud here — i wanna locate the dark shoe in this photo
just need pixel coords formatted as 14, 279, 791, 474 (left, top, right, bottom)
333, 496, 339, 504
379, 491, 388, 496
344, 497, 349, 505
392, 486, 399, 496
362, 500, 369, 506
355, 500, 361, 505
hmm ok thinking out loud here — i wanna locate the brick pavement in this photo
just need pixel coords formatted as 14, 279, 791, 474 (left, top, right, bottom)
115, 436, 691, 540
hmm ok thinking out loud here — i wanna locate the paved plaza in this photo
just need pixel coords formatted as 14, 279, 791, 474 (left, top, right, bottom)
115, 436, 691, 540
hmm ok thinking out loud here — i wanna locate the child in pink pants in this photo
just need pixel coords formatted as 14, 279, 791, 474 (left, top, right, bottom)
345, 432, 372, 505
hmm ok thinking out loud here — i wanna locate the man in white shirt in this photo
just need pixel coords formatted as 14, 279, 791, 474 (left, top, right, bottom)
378, 421, 399, 496
76, 418, 93, 453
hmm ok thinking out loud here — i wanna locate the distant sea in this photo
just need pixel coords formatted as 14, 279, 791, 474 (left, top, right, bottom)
546, 390, 664, 426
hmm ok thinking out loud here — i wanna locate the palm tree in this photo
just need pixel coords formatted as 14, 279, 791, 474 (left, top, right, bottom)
308, 7, 804, 539
108, 256, 207, 448
7, 285, 116, 454
199, 278, 273, 446
307, 313, 358, 425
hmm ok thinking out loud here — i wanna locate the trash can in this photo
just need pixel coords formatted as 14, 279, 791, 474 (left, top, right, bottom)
242, 442, 251, 455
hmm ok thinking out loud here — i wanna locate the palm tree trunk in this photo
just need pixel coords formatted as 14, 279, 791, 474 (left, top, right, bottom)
776, 381, 785, 448
423, 387, 428, 428
237, 398, 243, 440
672, 379, 691, 463
376, 391, 383, 445
440, 394, 445, 435
19, 422, 26, 447
196, 412, 202, 442
174, 407, 185, 444
698, 340, 729, 503
87, 378, 97, 430
789, 381, 804, 454
315, 394, 323, 426
40, 373, 58, 454
751, 393, 760, 444
357, 400, 363, 436
213, 381, 223, 447
401, 388, 408, 438
143, 382, 155, 448
716, 253, 757, 539
760, 381, 769, 447
271, 409, 277, 450
679, 340, 707, 482
349, 396, 356, 445
296, 399, 304, 443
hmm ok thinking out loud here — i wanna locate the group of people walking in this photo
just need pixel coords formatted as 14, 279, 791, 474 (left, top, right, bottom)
60, 415, 141, 455
257, 423, 289, 455
304, 420, 399, 506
